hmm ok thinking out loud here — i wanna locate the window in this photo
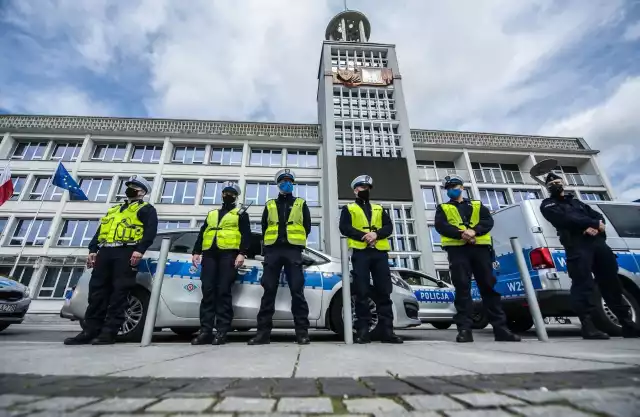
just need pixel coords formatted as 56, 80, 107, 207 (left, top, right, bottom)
131, 145, 161, 163
478, 189, 509, 211
250, 149, 282, 167
416, 160, 459, 181
581, 191, 610, 201
335, 121, 401, 157
158, 220, 191, 230
10, 219, 52, 246
421, 187, 437, 210
287, 150, 318, 168
513, 189, 541, 203
79, 178, 112, 202
472, 162, 524, 184
296, 183, 320, 207
201, 181, 225, 205
333, 87, 396, 120
57, 219, 99, 247
172, 146, 205, 164
429, 226, 443, 252
0, 266, 35, 286
148, 231, 199, 253
388, 203, 419, 255
330, 49, 388, 71
28, 177, 63, 201
210, 147, 243, 166
160, 180, 198, 204
440, 187, 472, 202
38, 267, 84, 299
11, 142, 47, 160
245, 182, 278, 205
92, 144, 126, 162
51, 142, 82, 162
308, 224, 321, 250
10, 176, 26, 201
390, 255, 420, 270
437, 270, 452, 284
250, 222, 261, 234
0, 218, 7, 238
597, 205, 640, 238
113, 177, 154, 202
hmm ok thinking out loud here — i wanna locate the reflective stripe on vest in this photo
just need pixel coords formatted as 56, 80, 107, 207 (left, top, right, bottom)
264, 198, 307, 246
440, 200, 491, 246
202, 208, 241, 251
346, 203, 391, 251
97, 202, 147, 245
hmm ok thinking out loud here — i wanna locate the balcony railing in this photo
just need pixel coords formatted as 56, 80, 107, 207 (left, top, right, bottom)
561, 173, 604, 187
473, 169, 538, 185
417, 167, 470, 182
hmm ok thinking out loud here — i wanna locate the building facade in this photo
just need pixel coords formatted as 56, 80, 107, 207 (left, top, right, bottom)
0, 9, 615, 309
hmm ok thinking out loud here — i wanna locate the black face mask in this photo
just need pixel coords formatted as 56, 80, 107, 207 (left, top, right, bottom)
547, 184, 564, 196
222, 194, 236, 205
125, 188, 139, 198
357, 189, 370, 201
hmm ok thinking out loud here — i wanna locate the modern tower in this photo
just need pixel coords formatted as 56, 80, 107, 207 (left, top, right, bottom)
317, 8, 435, 273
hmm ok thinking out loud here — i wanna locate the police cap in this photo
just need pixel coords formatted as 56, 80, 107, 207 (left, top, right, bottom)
221, 181, 241, 195
441, 174, 464, 189
275, 168, 295, 183
544, 172, 563, 185
351, 175, 373, 189
125, 175, 151, 193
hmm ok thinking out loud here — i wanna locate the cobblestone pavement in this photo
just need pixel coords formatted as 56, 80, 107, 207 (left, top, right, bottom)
1, 367, 640, 416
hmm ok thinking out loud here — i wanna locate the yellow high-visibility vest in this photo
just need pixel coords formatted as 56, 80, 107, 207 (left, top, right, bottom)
440, 201, 491, 246
98, 202, 147, 244
201, 208, 241, 251
346, 203, 391, 251
264, 198, 307, 246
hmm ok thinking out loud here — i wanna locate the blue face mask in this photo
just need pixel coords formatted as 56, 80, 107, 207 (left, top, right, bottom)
278, 181, 294, 194
447, 188, 462, 199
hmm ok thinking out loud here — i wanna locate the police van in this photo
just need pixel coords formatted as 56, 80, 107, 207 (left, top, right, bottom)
482, 200, 640, 335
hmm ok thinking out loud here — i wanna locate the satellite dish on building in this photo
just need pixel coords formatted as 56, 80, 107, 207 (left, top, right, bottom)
529, 158, 558, 186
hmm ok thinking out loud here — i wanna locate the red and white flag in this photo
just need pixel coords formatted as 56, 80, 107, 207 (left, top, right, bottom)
0, 166, 14, 206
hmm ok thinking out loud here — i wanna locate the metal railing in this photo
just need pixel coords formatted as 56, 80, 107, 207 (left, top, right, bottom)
417, 167, 469, 182
562, 173, 604, 187
473, 169, 537, 185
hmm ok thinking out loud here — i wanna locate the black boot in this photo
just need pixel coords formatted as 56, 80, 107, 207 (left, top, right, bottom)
456, 329, 474, 343
354, 327, 371, 344
248, 330, 271, 345
619, 317, 640, 338
212, 331, 228, 345
296, 330, 310, 345
580, 316, 610, 340
91, 331, 117, 345
64, 330, 98, 346
381, 331, 403, 344
192, 330, 214, 345
494, 327, 521, 342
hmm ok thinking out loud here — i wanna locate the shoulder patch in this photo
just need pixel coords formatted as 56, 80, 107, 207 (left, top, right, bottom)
542, 202, 556, 208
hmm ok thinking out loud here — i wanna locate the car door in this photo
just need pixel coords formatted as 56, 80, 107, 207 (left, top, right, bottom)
402, 270, 455, 320
596, 204, 640, 276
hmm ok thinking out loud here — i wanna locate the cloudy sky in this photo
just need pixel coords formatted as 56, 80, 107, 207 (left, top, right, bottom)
1, 0, 639, 200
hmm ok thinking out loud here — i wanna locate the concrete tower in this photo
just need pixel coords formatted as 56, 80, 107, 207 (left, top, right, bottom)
317, 8, 435, 274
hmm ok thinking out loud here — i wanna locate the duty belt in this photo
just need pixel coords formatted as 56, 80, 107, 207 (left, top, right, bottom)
99, 242, 135, 248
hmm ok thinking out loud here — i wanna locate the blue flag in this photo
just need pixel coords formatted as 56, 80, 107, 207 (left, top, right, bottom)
52, 163, 88, 201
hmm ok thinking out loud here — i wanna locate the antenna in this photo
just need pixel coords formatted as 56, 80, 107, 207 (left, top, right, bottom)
343, 0, 348, 11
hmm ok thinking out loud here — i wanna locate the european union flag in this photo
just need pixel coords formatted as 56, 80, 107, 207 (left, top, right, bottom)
52, 163, 88, 201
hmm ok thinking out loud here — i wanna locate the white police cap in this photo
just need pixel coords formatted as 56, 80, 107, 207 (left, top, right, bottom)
125, 175, 151, 193
275, 168, 295, 183
441, 174, 464, 189
221, 181, 241, 195
351, 175, 373, 189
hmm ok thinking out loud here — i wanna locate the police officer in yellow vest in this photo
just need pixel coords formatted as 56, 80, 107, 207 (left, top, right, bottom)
434, 175, 520, 343
339, 175, 403, 344
191, 181, 251, 345
64, 176, 158, 346
248, 169, 312, 345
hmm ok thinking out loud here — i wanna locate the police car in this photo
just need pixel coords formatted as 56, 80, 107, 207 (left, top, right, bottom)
60, 229, 421, 342
0, 275, 31, 332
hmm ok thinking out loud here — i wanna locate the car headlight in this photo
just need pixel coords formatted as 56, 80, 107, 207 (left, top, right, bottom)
391, 274, 412, 292
23, 286, 30, 298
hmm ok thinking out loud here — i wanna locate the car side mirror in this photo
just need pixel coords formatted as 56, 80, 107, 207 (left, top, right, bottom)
436, 280, 447, 288
255, 255, 265, 262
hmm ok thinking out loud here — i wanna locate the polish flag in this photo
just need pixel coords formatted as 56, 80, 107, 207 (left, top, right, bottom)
0, 166, 14, 206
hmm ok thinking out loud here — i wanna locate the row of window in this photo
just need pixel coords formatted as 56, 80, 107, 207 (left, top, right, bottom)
10, 141, 320, 168
8, 176, 321, 206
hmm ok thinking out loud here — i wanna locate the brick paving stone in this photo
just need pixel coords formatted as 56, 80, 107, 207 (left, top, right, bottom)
444, 410, 515, 417
145, 398, 215, 413
501, 389, 568, 404
15, 397, 100, 412
577, 398, 640, 417
401, 395, 466, 411
13, 384, 70, 397
556, 388, 636, 403
452, 392, 526, 408
222, 378, 276, 397
115, 387, 175, 398
214, 397, 276, 413
271, 378, 319, 397
0, 395, 45, 408
0, 411, 27, 417
162, 379, 235, 397
318, 377, 372, 397
399, 377, 471, 395
360, 376, 422, 395
508, 405, 595, 416
138, 378, 193, 389
277, 397, 333, 413
76, 397, 157, 413
17, 413, 98, 417
344, 398, 406, 413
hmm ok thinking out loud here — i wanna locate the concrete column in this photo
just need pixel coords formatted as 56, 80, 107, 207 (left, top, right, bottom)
195, 178, 205, 207
341, 19, 347, 41
359, 21, 366, 42
590, 155, 616, 200
0, 133, 15, 159
462, 150, 480, 200
28, 263, 47, 299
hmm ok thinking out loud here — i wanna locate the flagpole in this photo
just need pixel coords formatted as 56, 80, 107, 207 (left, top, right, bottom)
9, 165, 56, 278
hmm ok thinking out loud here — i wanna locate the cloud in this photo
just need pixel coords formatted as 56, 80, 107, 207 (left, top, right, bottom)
623, 20, 640, 41
0, 86, 114, 117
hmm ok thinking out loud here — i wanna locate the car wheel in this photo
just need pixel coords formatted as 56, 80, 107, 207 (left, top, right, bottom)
330, 289, 383, 340
0, 323, 10, 332
431, 322, 452, 330
506, 315, 534, 333
170, 327, 199, 337
116, 287, 149, 343
471, 305, 490, 329
592, 287, 639, 336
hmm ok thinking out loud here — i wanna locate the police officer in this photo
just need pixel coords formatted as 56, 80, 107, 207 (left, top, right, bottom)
434, 175, 520, 343
339, 175, 403, 344
540, 173, 640, 339
191, 182, 251, 345
64, 176, 158, 345
248, 169, 312, 345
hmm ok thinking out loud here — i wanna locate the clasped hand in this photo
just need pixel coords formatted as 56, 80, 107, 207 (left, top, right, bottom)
585, 221, 606, 236
461, 229, 476, 243
362, 232, 378, 246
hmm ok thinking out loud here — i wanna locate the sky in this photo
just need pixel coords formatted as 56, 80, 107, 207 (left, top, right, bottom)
1, 0, 639, 200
